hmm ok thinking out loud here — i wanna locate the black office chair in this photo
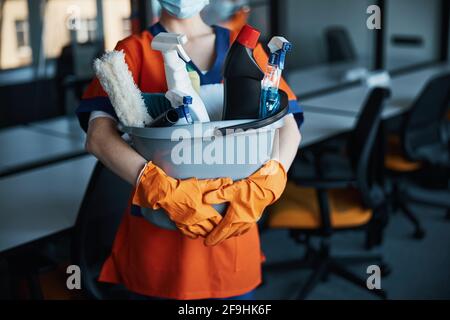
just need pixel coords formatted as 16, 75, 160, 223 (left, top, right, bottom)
385, 73, 450, 238
71, 161, 133, 299
55, 42, 102, 114
266, 88, 391, 300
325, 26, 357, 63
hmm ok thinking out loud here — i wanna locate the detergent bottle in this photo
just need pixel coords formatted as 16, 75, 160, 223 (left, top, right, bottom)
260, 36, 292, 118
222, 24, 264, 120
165, 89, 194, 125
152, 32, 210, 122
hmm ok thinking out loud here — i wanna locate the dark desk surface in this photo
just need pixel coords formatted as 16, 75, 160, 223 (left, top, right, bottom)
287, 60, 369, 98
0, 156, 96, 253
300, 110, 357, 148
28, 116, 85, 140
0, 126, 86, 177
301, 63, 450, 119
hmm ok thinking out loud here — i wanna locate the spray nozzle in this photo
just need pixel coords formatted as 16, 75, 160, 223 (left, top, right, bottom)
165, 89, 194, 124
183, 96, 193, 105
268, 36, 292, 70
152, 32, 191, 63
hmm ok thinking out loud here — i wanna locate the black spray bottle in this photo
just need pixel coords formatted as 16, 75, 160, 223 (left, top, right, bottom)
222, 25, 264, 120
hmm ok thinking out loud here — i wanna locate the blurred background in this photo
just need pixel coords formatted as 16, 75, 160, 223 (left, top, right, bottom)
0, 0, 449, 300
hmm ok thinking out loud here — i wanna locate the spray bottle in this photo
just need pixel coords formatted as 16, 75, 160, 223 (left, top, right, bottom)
165, 89, 194, 125
222, 24, 263, 120
260, 36, 292, 118
152, 33, 210, 122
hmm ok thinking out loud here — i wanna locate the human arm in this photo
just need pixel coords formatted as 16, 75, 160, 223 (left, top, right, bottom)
85, 117, 147, 186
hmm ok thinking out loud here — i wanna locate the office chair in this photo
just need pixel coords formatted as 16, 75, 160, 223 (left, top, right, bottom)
71, 161, 133, 299
266, 88, 391, 300
325, 26, 357, 63
55, 42, 102, 114
384, 73, 450, 238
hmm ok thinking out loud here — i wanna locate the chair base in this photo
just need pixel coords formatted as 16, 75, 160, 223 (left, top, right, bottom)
263, 240, 389, 300
399, 203, 426, 240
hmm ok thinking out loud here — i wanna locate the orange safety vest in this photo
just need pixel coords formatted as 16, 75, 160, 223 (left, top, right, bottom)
78, 24, 300, 300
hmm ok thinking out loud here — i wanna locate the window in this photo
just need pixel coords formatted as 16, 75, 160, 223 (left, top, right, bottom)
77, 18, 97, 43
102, 0, 132, 50
122, 17, 132, 38
0, 0, 31, 69
43, 0, 98, 59
15, 19, 29, 48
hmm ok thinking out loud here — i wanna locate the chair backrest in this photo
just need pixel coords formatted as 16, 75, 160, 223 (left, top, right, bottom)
402, 73, 450, 162
325, 26, 357, 63
348, 88, 391, 207
71, 161, 132, 299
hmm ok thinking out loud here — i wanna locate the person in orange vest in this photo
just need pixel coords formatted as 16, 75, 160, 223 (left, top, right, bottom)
76, 0, 302, 300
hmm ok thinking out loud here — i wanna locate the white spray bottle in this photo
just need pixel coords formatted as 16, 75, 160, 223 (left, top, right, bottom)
152, 33, 210, 123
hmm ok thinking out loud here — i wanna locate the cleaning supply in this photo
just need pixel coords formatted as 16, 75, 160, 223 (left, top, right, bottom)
152, 32, 210, 122
94, 50, 152, 127
132, 162, 233, 239
147, 109, 180, 128
260, 36, 292, 119
178, 96, 194, 124
204, 160, 287, 246
165, 89, 195, 125
141, 93, 173, 119
187, 64, 201, 94
222, 24, 264, 120
199, 84, 224, 121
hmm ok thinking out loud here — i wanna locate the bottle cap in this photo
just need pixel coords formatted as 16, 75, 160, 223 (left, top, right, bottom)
183, 96, 193, 105
236, 25, 260, 49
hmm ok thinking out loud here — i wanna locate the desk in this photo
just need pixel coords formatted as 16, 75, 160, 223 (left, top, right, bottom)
0, 156, 96, 253
0, 126, 86, 177
28, 116, 85, 140
301, 63, 450, 119
300, 111, 357, 148
287, 60, 369, 98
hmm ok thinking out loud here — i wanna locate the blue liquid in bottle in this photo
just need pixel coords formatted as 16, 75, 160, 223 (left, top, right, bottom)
260, 87, 280, 119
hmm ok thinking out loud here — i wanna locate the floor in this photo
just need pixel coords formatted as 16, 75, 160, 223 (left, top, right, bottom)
256, 205, 450, 300
2, 205, 449, 300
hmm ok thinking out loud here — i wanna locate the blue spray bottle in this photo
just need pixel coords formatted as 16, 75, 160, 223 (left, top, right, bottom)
260, 37, 292, 119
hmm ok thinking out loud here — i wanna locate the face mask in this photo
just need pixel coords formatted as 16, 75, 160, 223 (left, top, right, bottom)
207, 0, 236, 22
159, 0, 210, 19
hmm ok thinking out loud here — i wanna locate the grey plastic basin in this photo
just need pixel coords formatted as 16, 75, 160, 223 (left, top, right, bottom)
122, 118, 285, 230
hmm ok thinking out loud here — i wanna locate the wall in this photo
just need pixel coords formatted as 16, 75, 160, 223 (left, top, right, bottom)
282, 0, 375, 68
385, 0, 441, 69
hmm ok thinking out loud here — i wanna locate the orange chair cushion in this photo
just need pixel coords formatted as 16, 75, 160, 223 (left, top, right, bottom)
268, 182, 372, 230
384, 135, 422, 172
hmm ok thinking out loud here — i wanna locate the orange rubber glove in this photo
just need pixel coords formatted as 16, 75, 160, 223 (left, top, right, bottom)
132, 162, 233, 239
203, 160, 287, 246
